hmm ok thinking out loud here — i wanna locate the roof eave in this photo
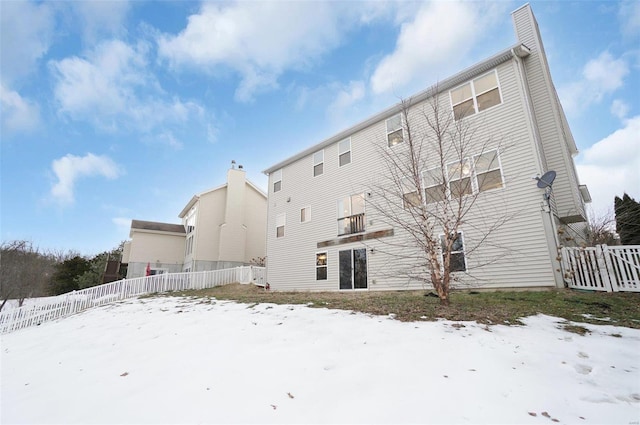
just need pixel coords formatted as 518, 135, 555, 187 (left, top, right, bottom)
262, 44, 522, 175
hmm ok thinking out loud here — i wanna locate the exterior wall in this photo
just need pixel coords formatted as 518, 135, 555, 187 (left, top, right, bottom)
126, 231, 185, 278
243, 184, 268, 263
262, 5, 592, 292
265, 57, 561, 291
193, 187, 227, 264
512, 5, 587, 223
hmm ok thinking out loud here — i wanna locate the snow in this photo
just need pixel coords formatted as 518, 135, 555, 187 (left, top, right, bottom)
2, 296, 639, 424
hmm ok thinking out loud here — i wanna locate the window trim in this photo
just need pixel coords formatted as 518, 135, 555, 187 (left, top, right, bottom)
473, 149, 505, 193
422, 168, 447, 204
313, 150, 324, 177
446, 158, 473, 199
401, 176, 422, 209
316, 251, 328, 281
300, 206, 311, 223
276, 212, 286, 238
338, 137, 351, 167
439, 231, 467, 273
337, 193, 366, 236
386, 113, 404, 147
449, 69, 502, 120
272, 169, 282, 193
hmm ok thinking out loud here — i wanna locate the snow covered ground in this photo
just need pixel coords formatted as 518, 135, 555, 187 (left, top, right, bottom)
2, 296, 639, 424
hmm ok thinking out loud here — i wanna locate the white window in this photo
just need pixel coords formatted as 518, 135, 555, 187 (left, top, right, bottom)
386, 114, 403, 147
337, 193, 365, 236
401, 177, 421, 209
423, 168, 447, 204
313, 150, 324, 177
338, 138, 351, 167
276, 213, 285, 238
473, 150, 504, 192
272, 169, 282, 193
447, 159, 473, 198
316, 252, 327, 280
450, 70, 502, 120
300, 206, 311, 223
185, 235, 194, 256
440, 231, 466, 272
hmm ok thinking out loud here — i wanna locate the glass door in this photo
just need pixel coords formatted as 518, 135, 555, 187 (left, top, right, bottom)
339, 248, 367, 290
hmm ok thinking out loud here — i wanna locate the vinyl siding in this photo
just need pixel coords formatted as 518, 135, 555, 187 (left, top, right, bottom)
512, 5, 586, 223
266, 58, 558, 291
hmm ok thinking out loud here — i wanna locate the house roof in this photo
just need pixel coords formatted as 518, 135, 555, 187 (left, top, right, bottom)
130, 219, 185, 235
263, 43, 527, 175
177, 178, 267, 218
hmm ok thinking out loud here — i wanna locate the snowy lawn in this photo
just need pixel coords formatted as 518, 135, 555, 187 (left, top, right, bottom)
2, 296, 639, 424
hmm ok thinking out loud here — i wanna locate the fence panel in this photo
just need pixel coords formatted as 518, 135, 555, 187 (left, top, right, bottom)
0, 266, 266, 334
562, 245, 640, 292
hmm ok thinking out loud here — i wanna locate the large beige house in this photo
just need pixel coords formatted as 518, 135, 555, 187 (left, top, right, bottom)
122, 165, 267, 278
262, 4, 590, 292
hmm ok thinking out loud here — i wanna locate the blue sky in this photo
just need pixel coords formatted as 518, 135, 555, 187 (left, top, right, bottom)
1, 1, 639, 256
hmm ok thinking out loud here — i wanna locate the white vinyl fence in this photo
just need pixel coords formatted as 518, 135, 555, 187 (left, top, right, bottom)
0, 266, 265, 334
560, 245, 640, 292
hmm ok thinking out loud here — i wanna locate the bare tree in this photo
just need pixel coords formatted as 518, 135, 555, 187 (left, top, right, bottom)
0, 241, 57, 311
369, 96, 512, 305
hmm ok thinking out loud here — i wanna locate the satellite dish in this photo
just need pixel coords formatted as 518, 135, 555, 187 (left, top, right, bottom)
536, 170, 556, 189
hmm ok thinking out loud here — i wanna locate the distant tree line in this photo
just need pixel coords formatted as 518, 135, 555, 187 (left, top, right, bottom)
0, 241, 124, 311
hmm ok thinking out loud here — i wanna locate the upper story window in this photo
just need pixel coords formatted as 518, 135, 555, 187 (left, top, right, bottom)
474, 150, 504, 192
423, 168, 447, 204
300, 206, 311, 223
276, 213, 285, 238
338, 138, 351, 167
313, 150, 324, 177
337, 193, 365, 236
272, 169, 282, 192
450, 70, 502, 120
386, 114, 404, 147
447, 159, 473, 198
402, 177, 421, 209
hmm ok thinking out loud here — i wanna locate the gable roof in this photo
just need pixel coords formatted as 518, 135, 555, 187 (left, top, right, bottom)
178, 179, 267, 218
130, 219, 185, 235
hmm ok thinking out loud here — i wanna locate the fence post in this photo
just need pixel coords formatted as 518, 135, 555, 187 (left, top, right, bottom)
595, 244, 615, 292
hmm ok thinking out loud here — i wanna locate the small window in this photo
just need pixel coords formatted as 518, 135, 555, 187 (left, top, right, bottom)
300, 206, 311, 223
440, 232, 466, 272
474, 150, 504, 192
401, 177, 421, 209
316, 252, 327, 280
276, 213, 285, 238
423, 168, 447, 204
450, 70, 502, 120
386, 114, 403, 147
447, 159, 472, 198
338, 138, 351, 167
272, 169, 282, 192
313, 150, 324, 177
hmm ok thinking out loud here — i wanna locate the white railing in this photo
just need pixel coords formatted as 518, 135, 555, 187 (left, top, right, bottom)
0, 266, 265, 334
561, 245, 640, 292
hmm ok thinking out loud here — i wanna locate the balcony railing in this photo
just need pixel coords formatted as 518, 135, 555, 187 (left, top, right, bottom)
338, 213, 366, 236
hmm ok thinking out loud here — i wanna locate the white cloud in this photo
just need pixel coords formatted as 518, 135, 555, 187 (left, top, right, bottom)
576, 115, 640, 215
0, 1, 54, 84
0, 83, 40, 135
611, 99, 630, 120
50, 39, 204, 136
157, 2, 381, 102
70, 1, 130, 43
329, 81, 366, 114
370, 2, 503, 95
51, 153, 122, 205
559, 52, 629, 114
619, 0, 640, 38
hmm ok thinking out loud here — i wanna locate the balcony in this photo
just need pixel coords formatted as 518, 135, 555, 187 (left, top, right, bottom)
338, 213, 366, 236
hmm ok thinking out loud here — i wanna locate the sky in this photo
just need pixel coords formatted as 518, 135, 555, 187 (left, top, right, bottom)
2, 296, 639, 423
1, 0, 639, 256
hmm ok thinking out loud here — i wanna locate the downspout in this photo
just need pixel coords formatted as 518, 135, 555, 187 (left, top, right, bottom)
512, 47, 565, 288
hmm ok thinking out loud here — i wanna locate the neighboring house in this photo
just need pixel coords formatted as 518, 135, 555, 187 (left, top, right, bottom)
262, 4, 590, 292
122, 165, 267, 278
122, 220, 186, 278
